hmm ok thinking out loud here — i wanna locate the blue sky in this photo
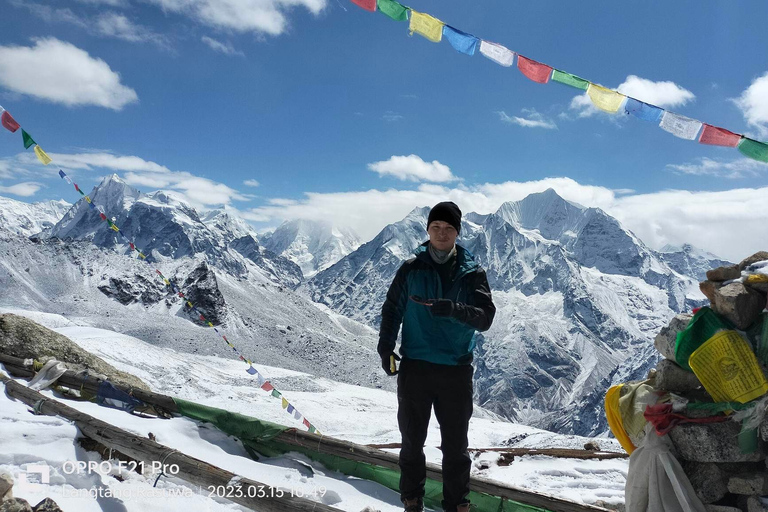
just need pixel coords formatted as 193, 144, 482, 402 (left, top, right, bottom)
0, 0, 767, 259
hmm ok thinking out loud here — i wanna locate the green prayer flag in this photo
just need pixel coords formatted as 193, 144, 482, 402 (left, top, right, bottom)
21, 129, 36, 149
377, 0, 408, 21
309, 425, 317, 434
271, 389, 281, 398
738, 137, 768, 163
551, 70, 589, 91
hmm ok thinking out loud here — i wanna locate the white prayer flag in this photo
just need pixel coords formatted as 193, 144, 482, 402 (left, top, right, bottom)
479, 40, 515, 67
294, 410, 302, 420
659, 112, 702, 140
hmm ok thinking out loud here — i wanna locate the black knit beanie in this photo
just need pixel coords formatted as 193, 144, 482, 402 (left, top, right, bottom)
427, 201, 462, 234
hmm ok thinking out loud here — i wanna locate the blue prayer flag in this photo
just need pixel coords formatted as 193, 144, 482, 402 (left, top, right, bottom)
442, 25, 479, 56
246, 366, 257, 375
287, 404, 294, 414
624, 98, 664, 123
59, 170, 66, 179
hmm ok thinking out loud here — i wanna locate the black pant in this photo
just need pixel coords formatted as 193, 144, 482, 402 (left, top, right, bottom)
397, 358, 474, 512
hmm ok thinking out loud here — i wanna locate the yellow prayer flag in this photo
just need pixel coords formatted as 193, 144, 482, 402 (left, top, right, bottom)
34, 145, 52, 165
586, 84, 625, 113
186, 301, 193, 307
85, 196, 92, 203
111, 225, 119, 232
207, 321, 214, 327
139, 253, 147, 259
409, 10, 443, 43
282, 397, 289, 409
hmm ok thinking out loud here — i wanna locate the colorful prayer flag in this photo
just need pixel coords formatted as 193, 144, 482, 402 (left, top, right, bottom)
698, 124, 741, 147
517, 56, 552, 84
551, 70, 589, 90
287, 404, 294, 414
442, 26, 479, 56
282, 397, 289, 409
99, 213, 107, 221
246, 366, 257, 375
351, 0, 376, 11
111, 224, 120, 232
22, 129, 35, 149
303, 418, 310, 428
737, 137, 768, 163
1, 111, 19, 133
261, 381, 274, 392
309, 426, 317, 434
34, 145, 52, 165
85, 196, 91, 203
623, 98, 664, 123
377, 0, 407, 21
586, 84, 625, 113
271, 389, 281, 398
659, 112, 702, 140
408, 10, 443, 42
88, 201, 96, 210
479, 40, 515, 67
294, 410, 301, 420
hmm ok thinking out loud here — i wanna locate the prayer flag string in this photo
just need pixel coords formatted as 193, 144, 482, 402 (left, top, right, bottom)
348, 0, 768, 163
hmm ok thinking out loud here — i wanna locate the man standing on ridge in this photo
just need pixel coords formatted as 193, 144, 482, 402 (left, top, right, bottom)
378, 201, 496, 512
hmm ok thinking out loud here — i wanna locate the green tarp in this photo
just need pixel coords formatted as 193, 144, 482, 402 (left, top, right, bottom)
173, 398, 551, 512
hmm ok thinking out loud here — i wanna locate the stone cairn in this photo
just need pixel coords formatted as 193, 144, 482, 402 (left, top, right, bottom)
649, 251, 768, 512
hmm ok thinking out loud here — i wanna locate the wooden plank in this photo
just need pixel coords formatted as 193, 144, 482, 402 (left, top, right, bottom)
0, 375, 344, 512
1, 353, 612, 512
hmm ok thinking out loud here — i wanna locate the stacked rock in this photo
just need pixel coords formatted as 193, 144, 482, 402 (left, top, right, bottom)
648, 251, 768, 512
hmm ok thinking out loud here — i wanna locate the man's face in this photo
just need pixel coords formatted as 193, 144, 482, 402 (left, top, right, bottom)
427, 220, 458, 252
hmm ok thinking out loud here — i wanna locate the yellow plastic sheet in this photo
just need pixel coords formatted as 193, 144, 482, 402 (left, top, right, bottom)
690, 330, 768, 403
587, 84, 626, 113
408, 10, 443, 43
34, 145, 52, 165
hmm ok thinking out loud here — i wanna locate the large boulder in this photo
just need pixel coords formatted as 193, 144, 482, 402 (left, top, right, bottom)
669, 421, 766, 463
0, 314, 149, 391
707, 265, 741, 282
653, 359, 702, 393
682, 461, 728, 504
654, 313, 694, 361
710, 282, 766, 330
739, 251, 768, 271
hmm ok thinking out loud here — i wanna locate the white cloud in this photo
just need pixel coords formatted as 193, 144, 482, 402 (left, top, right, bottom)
382, 111, 403, 122
0, 38, 137, 110
94, 13, 169, 47
616, 75, 695, 108
368, 155, 458, 183
732, 72, 768, 139
497, 109, 557, 129
0, 182, 44, 197
569, 75, 695, 118
10, 2, 87, 27
145, 0, 327, 35
243, 179, 260, 187
667, 157, 767, 179
74, 0, 129, 6
245, 177, 768, 262
201, 36, 244, 56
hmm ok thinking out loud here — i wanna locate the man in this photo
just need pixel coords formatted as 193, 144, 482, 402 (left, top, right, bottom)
378, 201, 496, 512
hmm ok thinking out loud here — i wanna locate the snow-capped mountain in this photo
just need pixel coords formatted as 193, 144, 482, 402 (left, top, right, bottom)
260, 219, 361, 278
0, 196, 70, 238
656, 243, 732, 282
306, 189, 715, 435
0, 176, 384, 391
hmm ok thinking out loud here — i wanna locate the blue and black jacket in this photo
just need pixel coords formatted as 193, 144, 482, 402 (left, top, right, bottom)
377, 242, 495, 366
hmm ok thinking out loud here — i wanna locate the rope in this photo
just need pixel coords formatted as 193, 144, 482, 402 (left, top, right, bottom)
152, 449, 178, 487
32, 398, 47, 415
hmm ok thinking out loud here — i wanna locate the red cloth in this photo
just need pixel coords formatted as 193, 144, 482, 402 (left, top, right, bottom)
1, 111, 19, 133
351, 0, 377, 11
644, 403, 728, 436
261, 382, 274, 391
517, 56, 552, 84
699, 124, 741, 147
303, 418, 311, 427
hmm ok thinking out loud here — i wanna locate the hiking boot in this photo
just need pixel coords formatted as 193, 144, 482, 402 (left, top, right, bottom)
402, 497, 424, 512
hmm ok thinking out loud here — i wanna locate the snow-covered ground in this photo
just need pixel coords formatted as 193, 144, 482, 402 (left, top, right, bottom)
0, 309, 627, 511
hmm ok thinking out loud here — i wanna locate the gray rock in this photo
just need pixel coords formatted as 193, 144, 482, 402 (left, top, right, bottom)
653, 359, 702, 393
0, 499, 32, 512
728, 473, 768, 495
761, 416, 768, 443
705, 506, 743, 512
684, 461, 728, 503
748, 495, 768, 512
0, 314, 149, 391
739, 252, 768, 271
669, 421, 766, 462
0, 473, 12, 500
710, 282, 766, 330
701, 280, 720, 305
31, 498, 62, 512
654, 313, 693, 361
707, 265, 742, 282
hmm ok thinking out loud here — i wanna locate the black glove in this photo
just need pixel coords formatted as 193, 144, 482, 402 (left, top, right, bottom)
381, 351, 401, 376
430, 299, 455, 317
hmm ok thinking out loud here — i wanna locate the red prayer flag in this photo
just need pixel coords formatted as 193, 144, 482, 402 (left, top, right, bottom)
303, 418, 310, 427
199, 314, 205, 321
350, 0, 376, 11
99, 213, 107, 221
517, 56, 552, 84
1, 111, 20, 133
129, 243, 135, 250
261, 382, 274, 391
698, 124, 741, 147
